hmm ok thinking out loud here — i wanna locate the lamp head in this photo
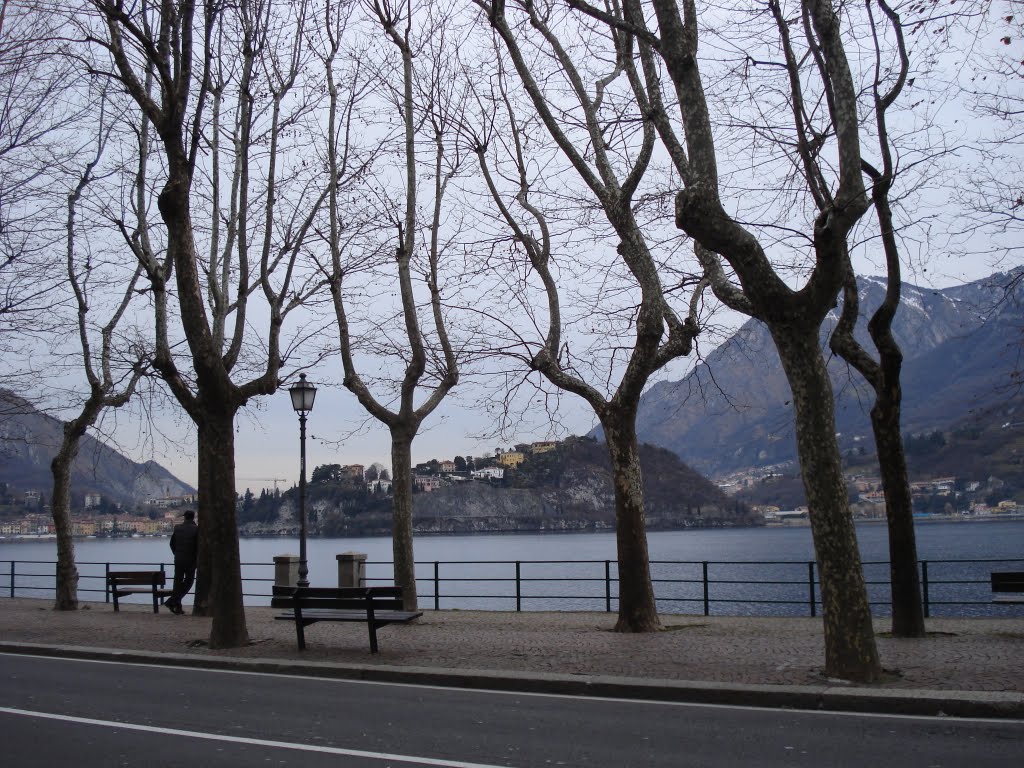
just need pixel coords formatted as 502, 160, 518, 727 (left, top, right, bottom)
289, 373, 317, 414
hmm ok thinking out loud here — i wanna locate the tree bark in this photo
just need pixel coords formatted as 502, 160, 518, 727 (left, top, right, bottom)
775, 326, 880, 682
601, 412, 661, 632
829, 207, 925, 637
389, 430, 418, 612
50, 423, 85, 611
195, 407, 248, 648
871, 368, 926, 638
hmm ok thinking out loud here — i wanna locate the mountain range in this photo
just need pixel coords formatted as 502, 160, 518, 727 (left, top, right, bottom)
628, 270, 1024, 481
0, 390, 194, 506
3, 270, 1020, 513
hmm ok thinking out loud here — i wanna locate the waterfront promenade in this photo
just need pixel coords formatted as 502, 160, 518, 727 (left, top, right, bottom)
1, 597, 1022, 718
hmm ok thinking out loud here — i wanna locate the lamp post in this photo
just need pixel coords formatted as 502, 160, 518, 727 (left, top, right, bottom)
289, 373, 317, 588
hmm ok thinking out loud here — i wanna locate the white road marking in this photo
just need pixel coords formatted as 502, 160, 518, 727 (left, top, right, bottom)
0, 706, 511, 768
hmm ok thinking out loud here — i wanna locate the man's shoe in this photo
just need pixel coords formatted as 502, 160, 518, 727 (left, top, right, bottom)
171, 605, 184, 615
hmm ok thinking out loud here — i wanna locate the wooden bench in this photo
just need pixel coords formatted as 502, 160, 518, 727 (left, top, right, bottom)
107, 570, 174, 614
272, 586, 422, 653
992, 571, 1024, 603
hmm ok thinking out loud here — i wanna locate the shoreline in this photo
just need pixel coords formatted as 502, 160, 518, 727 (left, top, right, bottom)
2, 513, 1024, 543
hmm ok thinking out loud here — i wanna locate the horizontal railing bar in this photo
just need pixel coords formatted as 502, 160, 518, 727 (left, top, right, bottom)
4, 556, 1022, 619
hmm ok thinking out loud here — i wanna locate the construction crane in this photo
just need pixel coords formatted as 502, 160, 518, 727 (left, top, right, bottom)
238, 477, 288, 491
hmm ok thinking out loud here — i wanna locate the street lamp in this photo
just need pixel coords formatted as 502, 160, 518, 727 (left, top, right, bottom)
289, 373, 317, 588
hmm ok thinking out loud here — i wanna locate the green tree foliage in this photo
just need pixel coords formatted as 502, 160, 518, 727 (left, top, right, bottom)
311, 464, 342, 485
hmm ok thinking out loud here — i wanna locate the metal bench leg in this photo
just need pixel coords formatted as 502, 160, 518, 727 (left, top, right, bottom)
294, 606, 307, 650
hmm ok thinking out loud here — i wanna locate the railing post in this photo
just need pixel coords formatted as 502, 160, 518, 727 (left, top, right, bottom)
702, 561, 710, 616
515, 561, 522, 612
9, 560, 14, 599
604, 560, 612, 612
105, 562, 111, 604
433, 561, 440, 611
808, 561, 817, 618
921, 560, 930, 618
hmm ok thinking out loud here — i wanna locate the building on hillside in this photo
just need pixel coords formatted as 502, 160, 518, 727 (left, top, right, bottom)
471, 467, 504, 481
528, 441, 558, 454
84, 492, 102, 509
368, 479, 393, 494
342, 464, 364, 480
850, 476, 881, 492
859, 490, 886, 505
438, 460, 457, 474
910, 477, 957, 493
414, 475, 443, 492
149, 493, 196, 508
495, 449, 524, 468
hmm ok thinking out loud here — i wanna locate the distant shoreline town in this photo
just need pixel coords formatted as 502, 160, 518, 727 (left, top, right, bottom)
2, 508, 1023, 542
4, 437, 1024, 538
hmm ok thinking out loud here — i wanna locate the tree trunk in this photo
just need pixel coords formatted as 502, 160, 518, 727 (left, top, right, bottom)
390, 431, 418, 612
193, 437, 213, 617
50, 433, 80, 611
602, 412, 660, 633
774, 327, 881, 682
871, 383, 926, 638
196, 408, 249, 649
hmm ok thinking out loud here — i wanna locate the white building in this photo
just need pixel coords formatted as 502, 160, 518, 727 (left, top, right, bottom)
471, 467, 505, 481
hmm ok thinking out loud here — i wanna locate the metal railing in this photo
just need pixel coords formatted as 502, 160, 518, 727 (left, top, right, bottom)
2, 556, 1021, 617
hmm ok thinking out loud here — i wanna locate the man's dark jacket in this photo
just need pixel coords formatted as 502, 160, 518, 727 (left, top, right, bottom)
170, 520, 199, 566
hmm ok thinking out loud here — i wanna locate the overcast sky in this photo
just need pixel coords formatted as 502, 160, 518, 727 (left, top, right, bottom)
8, 2, 1019, 493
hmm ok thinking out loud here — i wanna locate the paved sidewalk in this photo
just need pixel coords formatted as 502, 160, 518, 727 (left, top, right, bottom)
1, 598, 1022, 718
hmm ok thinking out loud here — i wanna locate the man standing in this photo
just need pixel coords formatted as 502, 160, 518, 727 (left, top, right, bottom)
165, 509, 198, 615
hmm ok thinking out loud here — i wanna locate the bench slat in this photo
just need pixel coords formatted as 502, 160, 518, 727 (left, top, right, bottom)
274, 609, 422, 622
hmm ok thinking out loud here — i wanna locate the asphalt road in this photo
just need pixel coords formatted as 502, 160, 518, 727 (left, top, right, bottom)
1, 653, 1021, 767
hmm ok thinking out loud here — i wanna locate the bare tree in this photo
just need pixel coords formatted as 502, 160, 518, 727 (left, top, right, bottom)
474, 1, 706, 632
561, 0, 883, 679
828, 0, 924, 639
0, 1, 83, 384
951, 2, 1023, 273
51, 95, 149, 610
87, 0, 333, 647
323, 0, 460, 611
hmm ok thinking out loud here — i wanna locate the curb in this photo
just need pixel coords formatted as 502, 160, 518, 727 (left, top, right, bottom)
2, 641, 1021, 720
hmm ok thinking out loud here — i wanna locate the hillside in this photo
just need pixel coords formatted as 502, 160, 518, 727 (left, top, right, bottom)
243, 436, 761, 536
0, 390, 194, 507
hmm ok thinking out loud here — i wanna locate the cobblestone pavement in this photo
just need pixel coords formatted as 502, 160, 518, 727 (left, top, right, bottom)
1, 597, 1021, 697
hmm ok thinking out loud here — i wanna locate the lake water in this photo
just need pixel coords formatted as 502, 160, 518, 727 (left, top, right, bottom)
2, 521, 1022, 617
